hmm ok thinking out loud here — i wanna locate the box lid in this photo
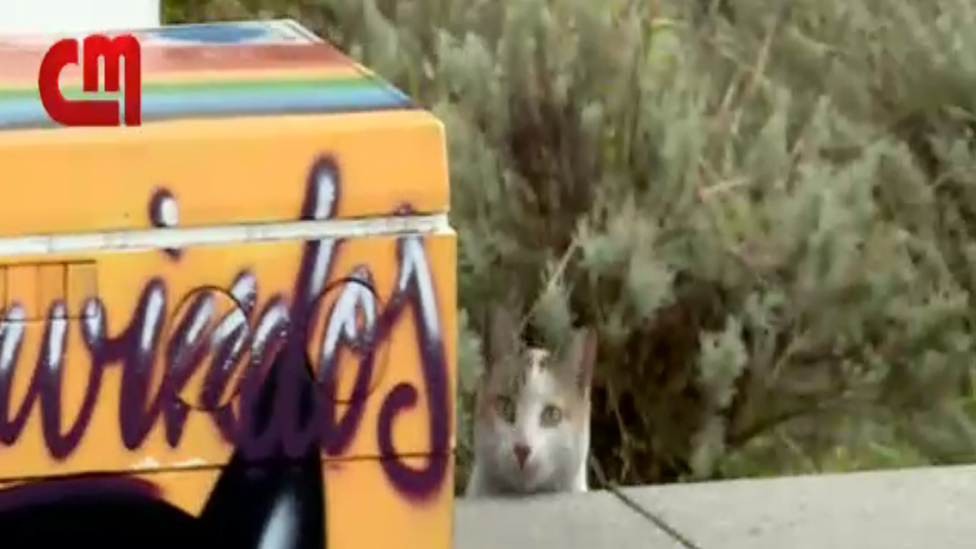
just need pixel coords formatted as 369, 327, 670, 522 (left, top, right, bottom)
0, 21, 448, 236
0, 20, 415, 129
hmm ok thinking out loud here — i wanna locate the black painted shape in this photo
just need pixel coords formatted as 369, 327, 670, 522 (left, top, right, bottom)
0, 476, 196, 549
0, 351, 327, 549
199, 350, 327, 549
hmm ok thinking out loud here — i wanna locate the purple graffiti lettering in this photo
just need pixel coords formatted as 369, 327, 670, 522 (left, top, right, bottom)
0, 154, 451, 499
308, 267, 380, 457
376, 236, 451, 500
0, 303, 104, 459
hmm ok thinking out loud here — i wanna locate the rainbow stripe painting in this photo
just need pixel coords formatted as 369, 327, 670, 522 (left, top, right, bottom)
0, 20, 414, 129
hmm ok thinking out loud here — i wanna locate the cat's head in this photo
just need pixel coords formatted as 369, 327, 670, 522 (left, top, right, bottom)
473, 303, 597, 494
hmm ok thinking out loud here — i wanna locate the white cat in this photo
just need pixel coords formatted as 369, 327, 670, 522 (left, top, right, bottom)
465, 305, 597, 498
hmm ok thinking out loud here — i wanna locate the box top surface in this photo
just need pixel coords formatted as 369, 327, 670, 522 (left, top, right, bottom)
0, 20, 415, 129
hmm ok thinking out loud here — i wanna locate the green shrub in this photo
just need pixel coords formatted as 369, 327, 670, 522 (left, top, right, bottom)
166, 0, 976, 492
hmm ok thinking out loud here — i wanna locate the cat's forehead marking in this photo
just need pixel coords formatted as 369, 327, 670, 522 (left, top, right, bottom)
527, 348, 550, 370
486, 345, 575, 400
517, 348, 552, 391
521, 348, 564, 401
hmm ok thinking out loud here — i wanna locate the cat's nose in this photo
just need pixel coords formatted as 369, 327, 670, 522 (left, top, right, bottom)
513, 443, 531, 468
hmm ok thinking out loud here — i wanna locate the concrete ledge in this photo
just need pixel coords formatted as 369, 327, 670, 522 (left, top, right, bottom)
455, 489, 683, 549
456, 465, 976, 549
624, 465, 976, 549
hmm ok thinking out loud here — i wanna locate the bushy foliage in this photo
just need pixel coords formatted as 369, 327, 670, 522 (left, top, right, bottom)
165, 0, 976, 492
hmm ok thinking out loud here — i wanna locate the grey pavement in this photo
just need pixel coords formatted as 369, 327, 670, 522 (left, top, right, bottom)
456, 464, 976, 549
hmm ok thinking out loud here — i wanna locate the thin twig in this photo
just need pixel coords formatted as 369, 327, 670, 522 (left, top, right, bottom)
727, 0, 791, 142
519, 236, 582, 333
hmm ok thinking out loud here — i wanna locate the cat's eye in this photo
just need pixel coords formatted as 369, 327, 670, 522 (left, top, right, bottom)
494, 396, 516, 423
540, 404, 563, 427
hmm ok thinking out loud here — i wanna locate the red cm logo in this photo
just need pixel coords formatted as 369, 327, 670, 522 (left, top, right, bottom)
38, 34, 142, 127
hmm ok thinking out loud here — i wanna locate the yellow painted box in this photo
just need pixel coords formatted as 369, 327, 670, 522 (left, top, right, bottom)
0, 19, 455, 549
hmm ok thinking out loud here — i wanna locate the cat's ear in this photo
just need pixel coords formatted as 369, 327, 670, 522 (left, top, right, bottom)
482, 301, 521, 374
561, 328, 598, 395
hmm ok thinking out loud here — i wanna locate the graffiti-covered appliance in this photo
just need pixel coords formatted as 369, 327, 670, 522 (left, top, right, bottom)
0, 19, 455, 549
